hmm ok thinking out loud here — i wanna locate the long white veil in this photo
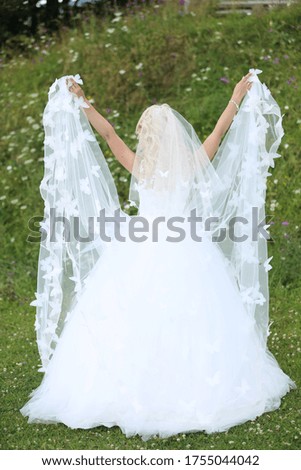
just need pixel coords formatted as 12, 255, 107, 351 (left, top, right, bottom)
129, 69, 283, 349
211, 70, 283, 348
31, 70, 283, 372
30, 74, 121, 371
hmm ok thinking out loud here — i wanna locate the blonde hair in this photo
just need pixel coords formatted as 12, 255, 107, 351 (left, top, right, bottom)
135, 104, 169, 182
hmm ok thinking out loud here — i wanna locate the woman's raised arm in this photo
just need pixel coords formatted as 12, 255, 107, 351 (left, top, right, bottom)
203, 72, 253, 161
67, 78, 135, 173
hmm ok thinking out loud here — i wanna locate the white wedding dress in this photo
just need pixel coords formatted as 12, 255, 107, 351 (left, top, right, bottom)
20, 186, 296, 441
20, 72, 297, 441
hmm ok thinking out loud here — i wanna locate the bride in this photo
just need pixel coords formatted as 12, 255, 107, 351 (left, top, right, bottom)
20, 70, 296, 441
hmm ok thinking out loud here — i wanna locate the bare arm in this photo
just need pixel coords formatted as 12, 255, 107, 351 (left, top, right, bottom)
67, 78, 135, 173
203, 72, 253, 160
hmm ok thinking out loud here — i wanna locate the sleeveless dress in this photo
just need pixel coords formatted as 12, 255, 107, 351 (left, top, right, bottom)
20, 187, 296, 441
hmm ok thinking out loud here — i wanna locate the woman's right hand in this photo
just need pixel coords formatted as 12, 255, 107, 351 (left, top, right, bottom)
66, 77, 86, 99
231, 72, 253, 105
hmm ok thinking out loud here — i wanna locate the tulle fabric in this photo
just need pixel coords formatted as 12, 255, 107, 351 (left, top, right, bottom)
20, 70, 297, 440
130, 70, 285, 350
30, 74, 121, 372
20, 212, 296, 440
31, 70, 284, 372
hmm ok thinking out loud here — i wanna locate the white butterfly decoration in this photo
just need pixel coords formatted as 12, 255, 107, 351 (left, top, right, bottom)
249, 69, 262, 75
74, 95, 90, 110
80, 177, 92, 195
37, 337, 51, 353
249, 68, 262, 76
257, 113, 270, 134
49, 282, 62, 298
86, 129, 97, 141
257, 170, 272, 189
240, 243, 259, 264
249, 192, 265, 207
30, 291, 46, 308
40, 256, 53, 273
243, 94, 262, 113
180, 180, 189, 188
261, 151, 281, 169
48, 78, 58, 95
44, 319, 58, 335
227, 142, 240, 155
55, 164, 66, 182
42, 258, 63, 281
61, 129, 70, 142
263, 256, 273, 272
158, 170, 169, 178
46, 183, 57, 197
48, 298, 61, 322
61, 98, 74, 114
240, 282, 266, 306
258, 223, 271, 240
239, 156, 260, 179
199, 180, 212, 194
43, 111, 55, 129
64, 311, 72, 324
95, 200, 102, 213
39, 218, 50, 235
199, 188, 212, 201
70, 140, 81, 159
77, 129, 96, 144
267, 320, 274, 337
221, 174, 232, 189
34, 317, 41, 332
73, 73, 83, 85
228, 190, 242, 208
262, 101, 274, 114
44, 150, 60, 169
91, 165, 101, 178
69, 273, 82, 293
44, 135, 56, 150
48, 332, 59, 350
55, 192, 79, 217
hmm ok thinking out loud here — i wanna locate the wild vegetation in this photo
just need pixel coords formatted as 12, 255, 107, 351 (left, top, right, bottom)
0, 0, 300, 450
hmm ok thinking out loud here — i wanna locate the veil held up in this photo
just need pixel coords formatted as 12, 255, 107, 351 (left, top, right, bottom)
31, 69, 284, 371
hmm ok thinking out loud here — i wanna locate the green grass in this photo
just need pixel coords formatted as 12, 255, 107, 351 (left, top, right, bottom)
0, 0, 300, 450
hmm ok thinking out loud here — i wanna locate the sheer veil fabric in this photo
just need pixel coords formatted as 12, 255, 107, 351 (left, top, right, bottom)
30, 74, 121, 371
130, 73, 284, 349
32, 69, 284, 370
20, 70, 296, 439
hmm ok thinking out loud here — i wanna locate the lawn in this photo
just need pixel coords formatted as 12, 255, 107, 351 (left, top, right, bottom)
0, 0, 300, 450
